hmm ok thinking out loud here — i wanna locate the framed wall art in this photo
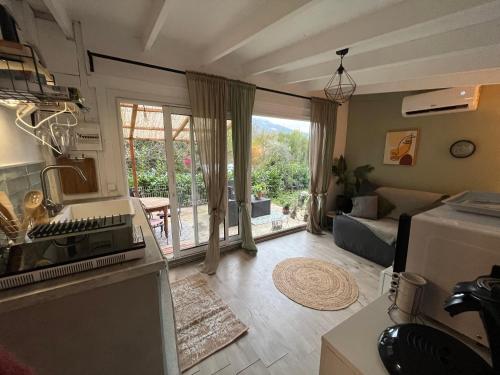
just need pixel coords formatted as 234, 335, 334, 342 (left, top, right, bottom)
383, 129, 419, 166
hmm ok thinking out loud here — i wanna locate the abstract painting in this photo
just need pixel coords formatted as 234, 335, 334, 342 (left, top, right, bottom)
383, 129, 419, 166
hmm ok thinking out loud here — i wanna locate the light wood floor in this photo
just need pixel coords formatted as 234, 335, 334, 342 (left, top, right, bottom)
168, 230, 383, 375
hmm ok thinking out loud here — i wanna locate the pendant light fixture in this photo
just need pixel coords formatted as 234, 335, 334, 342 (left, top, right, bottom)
324, 48, 356, 105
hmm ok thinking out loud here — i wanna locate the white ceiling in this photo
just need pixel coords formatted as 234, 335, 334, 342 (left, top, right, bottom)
31, 0, 500, 96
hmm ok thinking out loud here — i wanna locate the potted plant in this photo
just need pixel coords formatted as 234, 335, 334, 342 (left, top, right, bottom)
297, 191, 309, 208
332, 155, 374, 213
253, 183, 266, 200
282, 203, 290, 215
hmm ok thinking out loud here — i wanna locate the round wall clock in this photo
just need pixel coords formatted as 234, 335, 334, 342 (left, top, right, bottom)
450, 140, 476, 158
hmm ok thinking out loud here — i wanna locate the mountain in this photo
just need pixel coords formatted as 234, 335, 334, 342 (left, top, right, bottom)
252, 117, 293, 134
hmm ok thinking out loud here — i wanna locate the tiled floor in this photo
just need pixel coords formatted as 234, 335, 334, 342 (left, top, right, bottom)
169, 230, 383, 374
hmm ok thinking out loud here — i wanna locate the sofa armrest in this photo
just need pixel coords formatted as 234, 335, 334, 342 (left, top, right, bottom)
333, 214, 396, 267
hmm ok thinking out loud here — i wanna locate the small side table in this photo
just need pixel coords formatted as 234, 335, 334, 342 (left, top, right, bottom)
326, 211, 336, 230
251, 198, 271, 218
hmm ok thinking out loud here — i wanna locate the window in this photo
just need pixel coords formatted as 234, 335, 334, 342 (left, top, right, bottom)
251, 115, 310, 237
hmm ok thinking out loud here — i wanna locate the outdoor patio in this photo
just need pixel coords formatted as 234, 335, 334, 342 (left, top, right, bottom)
121, 102, 310, 260
150, 201, 308, 259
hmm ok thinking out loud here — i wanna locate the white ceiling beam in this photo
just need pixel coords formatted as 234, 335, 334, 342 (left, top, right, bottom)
279, 19, 500, 84
143, 0, 169, 51
244, 0, 497, 76
202, 0, 313, 65
41, 0, 73, 39
338, 68, 500, 95
301, 43, 500, 91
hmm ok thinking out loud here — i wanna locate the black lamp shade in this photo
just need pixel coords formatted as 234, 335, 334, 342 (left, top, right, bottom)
324, 66, 356, 105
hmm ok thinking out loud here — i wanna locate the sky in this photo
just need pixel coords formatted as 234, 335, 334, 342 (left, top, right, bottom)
253, 115, 310, 134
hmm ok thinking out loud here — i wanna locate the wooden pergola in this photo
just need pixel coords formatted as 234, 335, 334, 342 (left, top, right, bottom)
120, 103, 190, 196
121, 103, 233, 196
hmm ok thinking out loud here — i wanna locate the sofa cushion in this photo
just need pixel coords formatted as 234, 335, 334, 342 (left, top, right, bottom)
375, 187, 445, 220
356, 180, 395, 218
377, 194, 396, 218
350, 196, 378, 219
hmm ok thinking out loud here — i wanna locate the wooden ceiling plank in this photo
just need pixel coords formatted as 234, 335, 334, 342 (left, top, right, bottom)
143, 0, 170, 51
42, 0, 74, 39
244, 0, 494, 75
203, 0, 313, 64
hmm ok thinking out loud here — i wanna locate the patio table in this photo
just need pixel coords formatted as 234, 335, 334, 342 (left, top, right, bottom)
140, 197, 170, 237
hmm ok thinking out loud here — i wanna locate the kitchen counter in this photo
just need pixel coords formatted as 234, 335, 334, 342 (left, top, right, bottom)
0, 198, 165, 314
319, 294, 490, 375
0, 198, 179, 375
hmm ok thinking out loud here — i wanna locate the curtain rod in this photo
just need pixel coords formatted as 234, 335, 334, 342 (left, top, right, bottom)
87, 51, 312, 101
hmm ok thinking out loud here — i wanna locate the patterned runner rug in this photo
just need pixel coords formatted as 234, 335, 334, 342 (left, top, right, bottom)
171, 274, 248, 372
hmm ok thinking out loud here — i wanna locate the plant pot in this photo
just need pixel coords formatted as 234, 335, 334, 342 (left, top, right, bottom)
282, 207, 290, 215
336, 195, 352, 213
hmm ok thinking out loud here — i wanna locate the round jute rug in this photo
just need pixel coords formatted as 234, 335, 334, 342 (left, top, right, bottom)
272, 257, 359, 310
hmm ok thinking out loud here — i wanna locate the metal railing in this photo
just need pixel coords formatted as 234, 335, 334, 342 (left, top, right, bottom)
134, 185, 208, 208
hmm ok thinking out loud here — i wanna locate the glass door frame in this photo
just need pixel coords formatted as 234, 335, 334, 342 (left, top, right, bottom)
117, 98, 240, 260
162, 105, 240, 259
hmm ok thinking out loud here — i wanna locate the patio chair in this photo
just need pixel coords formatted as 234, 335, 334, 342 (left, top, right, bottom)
148, 213, 164, 238
159, 206, 182, 235
129, 187, 143, 198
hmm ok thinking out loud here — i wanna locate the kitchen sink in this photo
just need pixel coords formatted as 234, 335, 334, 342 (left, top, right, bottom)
54, 198, 135, 221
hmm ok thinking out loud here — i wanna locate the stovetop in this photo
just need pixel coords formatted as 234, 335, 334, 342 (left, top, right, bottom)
0, 214, 145, 285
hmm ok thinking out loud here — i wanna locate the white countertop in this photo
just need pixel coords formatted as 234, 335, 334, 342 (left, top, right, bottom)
322, 294, 491, 375
0, 198, 166, 314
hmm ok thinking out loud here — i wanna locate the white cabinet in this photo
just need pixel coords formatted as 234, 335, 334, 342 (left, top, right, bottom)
0, 200, 179, 375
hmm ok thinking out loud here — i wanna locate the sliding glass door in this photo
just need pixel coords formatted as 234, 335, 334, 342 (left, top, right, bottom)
163, 106, 206, 257
120, 101, 239, 260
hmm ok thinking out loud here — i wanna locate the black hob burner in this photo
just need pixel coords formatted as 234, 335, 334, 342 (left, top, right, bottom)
378, 324, 492, 375
0, 214, 146, 290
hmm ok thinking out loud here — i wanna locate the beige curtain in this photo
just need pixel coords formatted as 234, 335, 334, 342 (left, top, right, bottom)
307, 97, 337, 234
186, 72, 228, 274
229, 80, 258, 252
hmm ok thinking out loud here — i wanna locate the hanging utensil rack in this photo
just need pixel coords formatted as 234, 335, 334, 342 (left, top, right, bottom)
0, 41, 80, 104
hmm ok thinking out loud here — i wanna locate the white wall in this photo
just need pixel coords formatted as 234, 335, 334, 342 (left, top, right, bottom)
25, 18, 312, 200
0, 107, 43, 167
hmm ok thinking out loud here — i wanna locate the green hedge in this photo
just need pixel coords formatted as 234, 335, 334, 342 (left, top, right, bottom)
126, 127, 310, 207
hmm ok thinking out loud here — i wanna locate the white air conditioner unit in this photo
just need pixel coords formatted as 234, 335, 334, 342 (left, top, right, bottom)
402, 86, 480, 117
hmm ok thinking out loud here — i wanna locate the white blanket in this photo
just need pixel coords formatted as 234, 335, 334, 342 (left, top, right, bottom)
347, 215, 399, 245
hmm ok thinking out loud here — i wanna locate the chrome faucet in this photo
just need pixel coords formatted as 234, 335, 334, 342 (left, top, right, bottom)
40, 165, 87, 217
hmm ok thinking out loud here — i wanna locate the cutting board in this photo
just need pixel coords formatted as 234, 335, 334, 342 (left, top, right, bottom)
56, 157, 99, 194
0, 191, 20, 239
